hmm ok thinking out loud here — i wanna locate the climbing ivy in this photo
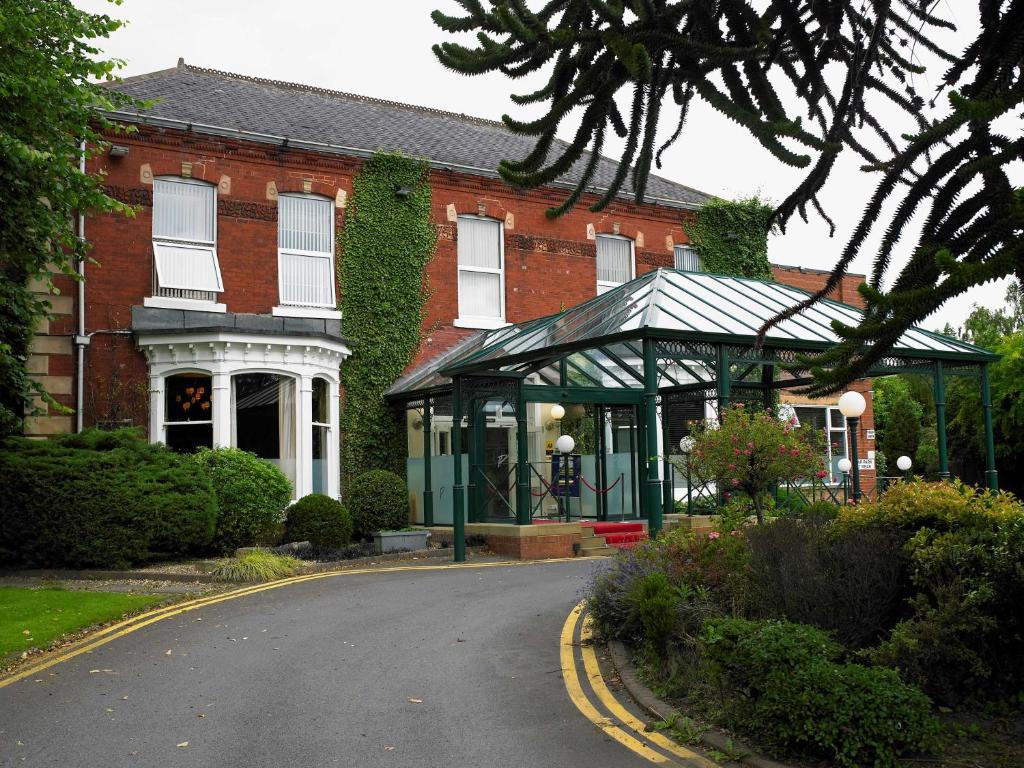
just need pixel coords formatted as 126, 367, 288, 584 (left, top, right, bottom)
339, 153, 436, 487
683, 198, 773, 280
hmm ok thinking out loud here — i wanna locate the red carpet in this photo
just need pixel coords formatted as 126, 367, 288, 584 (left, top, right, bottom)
531, 519, 649, 548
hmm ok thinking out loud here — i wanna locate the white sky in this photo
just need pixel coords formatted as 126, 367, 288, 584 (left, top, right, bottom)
74, 0, 1018, 329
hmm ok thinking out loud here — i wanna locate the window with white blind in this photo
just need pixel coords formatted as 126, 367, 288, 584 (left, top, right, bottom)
596, 235, 634, 294
151, 178, 222, 300
278, 194, 336, 308
673, 244, 703, 272
456, 216, 505, 328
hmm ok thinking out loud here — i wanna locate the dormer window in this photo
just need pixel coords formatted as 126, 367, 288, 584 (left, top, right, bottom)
146, 177, 224, 311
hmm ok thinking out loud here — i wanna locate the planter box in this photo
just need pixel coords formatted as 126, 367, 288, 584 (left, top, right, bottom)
373, 530, 430, 554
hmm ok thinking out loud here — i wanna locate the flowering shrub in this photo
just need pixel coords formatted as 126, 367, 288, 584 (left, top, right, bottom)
681, 403, 827, 522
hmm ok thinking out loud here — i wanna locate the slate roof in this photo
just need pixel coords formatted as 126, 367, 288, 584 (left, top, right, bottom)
107, 61, 711, 209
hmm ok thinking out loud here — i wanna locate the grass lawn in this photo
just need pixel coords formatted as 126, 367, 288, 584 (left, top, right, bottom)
0, 587, 168, 658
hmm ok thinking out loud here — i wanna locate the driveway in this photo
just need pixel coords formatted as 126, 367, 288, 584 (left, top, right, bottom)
0, 560, 655, 768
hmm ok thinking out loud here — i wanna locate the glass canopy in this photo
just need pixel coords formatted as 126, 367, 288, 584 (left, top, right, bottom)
387, 268, 995, 400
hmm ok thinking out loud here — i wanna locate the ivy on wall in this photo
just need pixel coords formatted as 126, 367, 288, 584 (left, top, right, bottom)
339, 153, 436, 486
683, 197, 773, 279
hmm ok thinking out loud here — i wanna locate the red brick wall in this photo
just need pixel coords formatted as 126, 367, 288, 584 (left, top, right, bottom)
771, 264, 866, 308
66, 124, 873, 440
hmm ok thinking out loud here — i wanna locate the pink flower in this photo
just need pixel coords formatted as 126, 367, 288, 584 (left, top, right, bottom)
723, 492, 731, 499
790, 448, 800, 457
731, 435, 739, 443
728, 463, 736, 471
707, 531, 721, 539
731, 478, 740, 486
815, 470, 827, 479
736, 403, 745, 409
730, 530, 741, 536
779, 445, 787, 453
743, 449, 751, 455
746, 442, 754, 449
733, 448, 741, 456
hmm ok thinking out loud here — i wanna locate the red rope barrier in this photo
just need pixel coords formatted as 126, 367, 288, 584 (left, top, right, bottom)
578, 473, 623, 495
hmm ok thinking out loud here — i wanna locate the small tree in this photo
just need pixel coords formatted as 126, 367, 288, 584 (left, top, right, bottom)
682, 404, 827, 524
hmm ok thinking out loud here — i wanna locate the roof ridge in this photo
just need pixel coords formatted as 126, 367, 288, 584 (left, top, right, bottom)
179, 61, 509, 131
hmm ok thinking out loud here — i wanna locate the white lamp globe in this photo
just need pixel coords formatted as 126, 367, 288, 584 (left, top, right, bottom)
837, 390, 867, 419
837, 457, 853, 474
550, 404, 566, 420
897, 455, 913, 472
555, 434, 575, 454
679, 436, 696, 454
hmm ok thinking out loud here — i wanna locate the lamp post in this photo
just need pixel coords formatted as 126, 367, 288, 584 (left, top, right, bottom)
838, 391, 867, 502
837, 457, 852, 503
556, 434, 575, 522
897, 455, 912, 482
679, 436, 695, 516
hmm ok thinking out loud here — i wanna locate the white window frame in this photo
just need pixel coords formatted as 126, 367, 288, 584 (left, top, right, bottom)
793, 404, 848, 485
673, 244, 703, 273
454, 215, 507, 330
275, 193, 338, 315
149, 177, 223, 310
596, 234, 636, 295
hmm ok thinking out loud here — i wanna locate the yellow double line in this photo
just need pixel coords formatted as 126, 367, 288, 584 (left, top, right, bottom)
560, 602, 718, 767
1, 557, 597, 689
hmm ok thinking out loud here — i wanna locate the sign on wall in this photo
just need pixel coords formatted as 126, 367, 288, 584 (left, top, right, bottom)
858, 458, 875, 470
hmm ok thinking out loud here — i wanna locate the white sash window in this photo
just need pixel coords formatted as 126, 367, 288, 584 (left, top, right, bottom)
152, 178, 222, 298
596, 235, 634, 294
673, 244, 703, 273
278, 194, 335, 308
456, 216, 505, 329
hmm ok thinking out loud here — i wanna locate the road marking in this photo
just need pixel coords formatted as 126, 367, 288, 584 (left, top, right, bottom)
578, 614, 718, 767
1, 557, 600, 689
559, 602, 679, 764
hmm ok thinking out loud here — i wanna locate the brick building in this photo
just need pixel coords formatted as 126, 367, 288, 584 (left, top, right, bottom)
28, 60, 879, 503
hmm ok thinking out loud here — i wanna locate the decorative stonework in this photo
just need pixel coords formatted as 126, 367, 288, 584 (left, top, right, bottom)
639, 250, 673, 267
509, 233, 597, 259
218, 199, 277, 221
105, 185, 153, 206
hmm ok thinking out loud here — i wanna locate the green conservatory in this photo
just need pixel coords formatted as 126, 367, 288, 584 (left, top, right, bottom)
386, 268, 998, 560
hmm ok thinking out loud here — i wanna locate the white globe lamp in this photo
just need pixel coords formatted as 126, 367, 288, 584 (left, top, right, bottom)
679, 436, 695, 454
550, 403, 565, 421
555, 434, 575, 454
837, 457, 852, 474
897, 455, 912, 480
837, 391, 867, 502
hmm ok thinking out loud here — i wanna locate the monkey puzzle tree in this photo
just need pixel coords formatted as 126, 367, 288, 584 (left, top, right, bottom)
431, 1, 1023, 393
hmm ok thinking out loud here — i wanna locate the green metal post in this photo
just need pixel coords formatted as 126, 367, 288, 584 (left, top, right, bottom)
597, 406, 609, 521
934, 359, 950, 479
468, 400, 484, 522
761, 364, 774, 412
592, 406, 602, 521
422, 397, 433, 527
716, 344, 731, 415
642, 338, 663, 538
515, 382, 531, 525
451, 379, 465, 563
981, 363, 999, 491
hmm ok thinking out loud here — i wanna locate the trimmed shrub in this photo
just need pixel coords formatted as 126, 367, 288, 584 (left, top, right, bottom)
286, 494, 353, 549
703, 618, 940, 768
0, 429, 216, 568
348, 470, 408, 538
190, 448, 292, 553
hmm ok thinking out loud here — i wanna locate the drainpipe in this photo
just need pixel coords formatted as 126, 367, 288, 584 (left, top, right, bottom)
75, 141, 89, 432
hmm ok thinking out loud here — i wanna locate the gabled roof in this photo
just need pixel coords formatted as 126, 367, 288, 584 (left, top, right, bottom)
106, 61, 711, 209
386, 268, 996, 398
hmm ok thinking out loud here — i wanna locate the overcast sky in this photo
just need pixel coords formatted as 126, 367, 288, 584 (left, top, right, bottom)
74, 0, 1016, 329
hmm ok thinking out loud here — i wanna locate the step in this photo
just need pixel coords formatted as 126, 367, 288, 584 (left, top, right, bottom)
579, 545, 617, 557
584, 522, 646, 536
603, 531, 649, 546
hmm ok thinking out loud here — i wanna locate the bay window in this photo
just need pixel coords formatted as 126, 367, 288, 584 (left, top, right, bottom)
456, 215, 505, 329
163, 373, 213, 453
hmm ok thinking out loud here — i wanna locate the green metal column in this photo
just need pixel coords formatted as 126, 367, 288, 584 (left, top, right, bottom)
642, 338, 663, 538
597, 406, 609, 521
761, 364, 774, 412
934, 360, 949, 479
422, 397, 433, 527
716, 344, 731, 415
515, 382, 531, 525
468, 400, 484, 522
981, 363, 999, 491
451, 379, 465, 563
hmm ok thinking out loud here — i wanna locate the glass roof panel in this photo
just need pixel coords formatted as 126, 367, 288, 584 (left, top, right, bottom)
386, 268, 994, 398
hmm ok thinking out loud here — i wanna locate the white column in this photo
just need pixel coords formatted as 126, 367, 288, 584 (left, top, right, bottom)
212, 372, 231, 448
296, 374, 314, 500
148, 373, 163, 444
329, 377, 341, 500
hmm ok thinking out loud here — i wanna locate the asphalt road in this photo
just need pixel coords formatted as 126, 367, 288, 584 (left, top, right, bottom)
0, 560, 653, 768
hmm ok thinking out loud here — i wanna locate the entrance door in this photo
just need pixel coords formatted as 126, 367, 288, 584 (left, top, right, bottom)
482, 426, 514, 521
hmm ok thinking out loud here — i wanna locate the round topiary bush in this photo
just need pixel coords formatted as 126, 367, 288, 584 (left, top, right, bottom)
348, 470, 408, 538
286, 494, 353, 548
190, 447, 293, 553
